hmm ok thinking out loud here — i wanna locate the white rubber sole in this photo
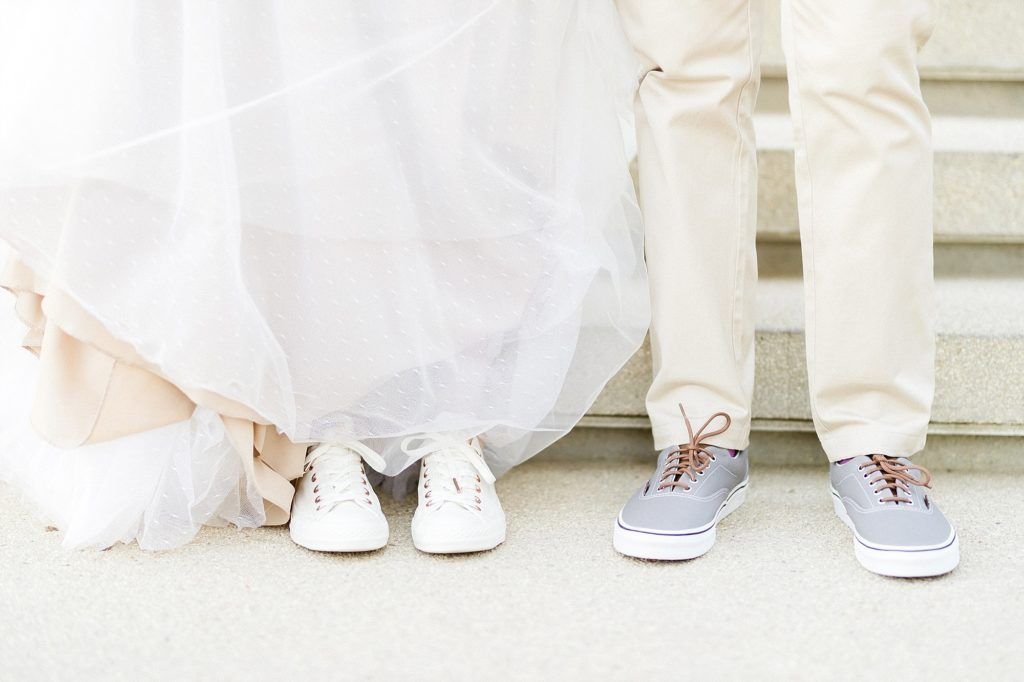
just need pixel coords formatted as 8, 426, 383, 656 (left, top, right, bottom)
289, 527, 389, 553
413, 530, 506, 555
613, 482, 748, 561
831, 492, 960, 578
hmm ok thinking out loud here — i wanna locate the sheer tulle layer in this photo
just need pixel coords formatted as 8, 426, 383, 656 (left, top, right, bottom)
0, 1, 648, 547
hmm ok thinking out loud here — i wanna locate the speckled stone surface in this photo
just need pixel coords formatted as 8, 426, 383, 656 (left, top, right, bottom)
752, 2, 1024, 250
760, 0, 1024, 79
1, 456, 1020, 681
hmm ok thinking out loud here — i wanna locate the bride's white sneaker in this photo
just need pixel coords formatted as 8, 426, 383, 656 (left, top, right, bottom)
403, 434, 506, 554
289, 442, 390, 552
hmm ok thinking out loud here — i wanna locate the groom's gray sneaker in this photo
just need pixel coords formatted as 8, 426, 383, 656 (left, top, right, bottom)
830, 455, 959, 578
614, 408, 748, 560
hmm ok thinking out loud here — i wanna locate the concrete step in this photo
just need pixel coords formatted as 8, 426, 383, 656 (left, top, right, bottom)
588, 276, 1024, 432
757, 77, 1024, 120
550, 426, 1024, 472
756, 242, 1024, 279
761, 0, 1024, 81
753, 113, 1024, 244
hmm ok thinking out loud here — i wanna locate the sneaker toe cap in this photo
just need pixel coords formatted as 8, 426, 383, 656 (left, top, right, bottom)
850, 507, 955, 550
618, 489, 722, 534
291, 503, 388, 536
412, 505, 504, 539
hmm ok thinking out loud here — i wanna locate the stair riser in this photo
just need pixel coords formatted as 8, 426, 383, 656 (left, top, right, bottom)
546, 426, 1024, 472
757, 78, 1024, 119
756, 242, 1024, 279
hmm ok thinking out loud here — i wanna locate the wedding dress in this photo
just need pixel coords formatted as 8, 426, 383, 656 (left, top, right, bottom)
0, 1, 648, 549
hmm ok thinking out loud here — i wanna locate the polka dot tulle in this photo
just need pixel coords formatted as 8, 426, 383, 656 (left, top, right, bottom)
0, 2, 648, 548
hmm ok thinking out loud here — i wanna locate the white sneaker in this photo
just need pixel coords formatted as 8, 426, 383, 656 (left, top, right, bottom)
289, 441, 389, 552
403, 433, 506, 554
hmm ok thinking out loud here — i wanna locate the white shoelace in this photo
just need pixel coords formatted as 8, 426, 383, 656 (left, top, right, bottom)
304, 441, 387, 513
401, 433, 495, 512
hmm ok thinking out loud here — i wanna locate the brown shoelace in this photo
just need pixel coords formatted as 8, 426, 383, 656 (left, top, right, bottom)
658, 404, 732, 492
859, 454, 933, 504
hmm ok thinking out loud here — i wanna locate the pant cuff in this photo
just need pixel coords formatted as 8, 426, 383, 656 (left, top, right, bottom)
817, 425, 927, 462
651, 415, 751, 452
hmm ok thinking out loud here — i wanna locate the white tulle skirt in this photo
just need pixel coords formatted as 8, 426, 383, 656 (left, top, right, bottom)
0, 1, 648, 548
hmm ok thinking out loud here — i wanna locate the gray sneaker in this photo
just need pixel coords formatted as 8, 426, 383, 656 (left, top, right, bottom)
614, 408, 748, 560
830, 455, 959, 577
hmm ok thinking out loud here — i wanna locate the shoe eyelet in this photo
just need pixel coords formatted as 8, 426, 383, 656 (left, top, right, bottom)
314, 496, 321, 504
313, 485, 320, 494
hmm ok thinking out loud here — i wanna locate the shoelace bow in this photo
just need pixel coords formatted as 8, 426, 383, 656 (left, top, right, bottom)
304, 441, 387, 512
658, 404, 732, 492
859, 454, 932, 504
402, 433, 495, 512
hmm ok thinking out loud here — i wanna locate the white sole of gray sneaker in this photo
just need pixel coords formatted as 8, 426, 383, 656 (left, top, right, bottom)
830, 491, 960, 578
612, 481, 748, 561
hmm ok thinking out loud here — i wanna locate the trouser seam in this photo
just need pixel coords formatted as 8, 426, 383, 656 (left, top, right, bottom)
781, 1, 828, 435
729, 0, 760, 371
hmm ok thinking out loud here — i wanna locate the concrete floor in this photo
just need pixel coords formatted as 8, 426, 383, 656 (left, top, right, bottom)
1, 456, 1021, 681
